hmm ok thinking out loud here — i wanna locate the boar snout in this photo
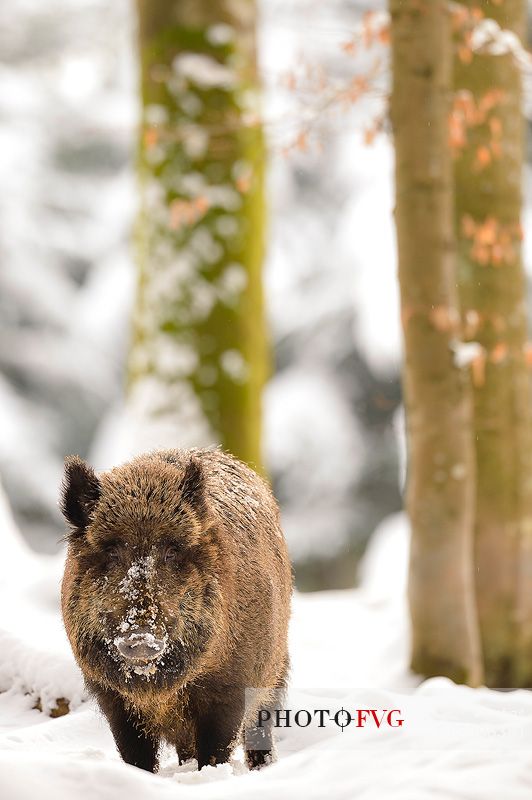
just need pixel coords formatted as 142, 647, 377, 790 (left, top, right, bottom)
115, 628, 166, 663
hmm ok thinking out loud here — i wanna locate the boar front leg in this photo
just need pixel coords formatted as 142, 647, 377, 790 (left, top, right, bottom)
89, 682, 160, 772
195, 696, 244, 769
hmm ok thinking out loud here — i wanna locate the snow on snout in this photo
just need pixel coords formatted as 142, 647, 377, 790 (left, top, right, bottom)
117, 554, 157, 603
115, 554, 165, 643
124, 632, 163, 651
113, 631, 167, 654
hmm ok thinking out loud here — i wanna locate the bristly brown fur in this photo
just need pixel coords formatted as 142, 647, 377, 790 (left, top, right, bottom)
60, 447, 293, 772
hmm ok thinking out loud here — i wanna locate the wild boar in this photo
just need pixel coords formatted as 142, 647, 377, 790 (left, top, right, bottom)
60, 448, 292, 772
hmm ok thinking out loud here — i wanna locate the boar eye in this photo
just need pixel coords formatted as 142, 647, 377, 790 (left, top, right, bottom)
164, 545, 179, 565
105, 544, 120, 564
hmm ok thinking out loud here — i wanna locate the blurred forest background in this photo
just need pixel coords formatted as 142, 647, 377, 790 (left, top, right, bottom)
0, 0, 402, 591
3, 0, 532, 626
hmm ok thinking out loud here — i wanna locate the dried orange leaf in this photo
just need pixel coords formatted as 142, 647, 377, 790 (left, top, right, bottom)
458, 45, 473, 64
475, 145, 492, 169
464, 309, 481, 337
490, 342, 508, 363
461, 214, 476, 238
489, 116, 502, 136
471, 349, 487, 388
476, 217, 497, 246
430, 305, 454, 332
341, 40, 357, 56
378, 25, 390, 45
144, 127, 159, 149
364, 127, 377, 146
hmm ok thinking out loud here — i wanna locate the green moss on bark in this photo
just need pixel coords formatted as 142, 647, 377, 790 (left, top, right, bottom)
454, 0, 532, 687
129, 0, 268, 470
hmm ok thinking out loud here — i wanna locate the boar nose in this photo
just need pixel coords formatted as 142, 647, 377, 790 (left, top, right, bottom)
115, 628, 166, 663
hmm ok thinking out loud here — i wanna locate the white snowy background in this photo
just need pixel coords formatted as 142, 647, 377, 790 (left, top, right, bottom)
2, 0, 532, 797
0, 0, 403, 582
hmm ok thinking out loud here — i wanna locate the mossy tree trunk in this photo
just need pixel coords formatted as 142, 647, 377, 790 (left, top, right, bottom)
129, 0, 268, 470
390, 0, 483, 685
454, 0, 532, 686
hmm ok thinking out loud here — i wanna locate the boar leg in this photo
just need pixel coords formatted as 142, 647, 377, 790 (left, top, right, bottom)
245, 668, 288, 769
245, 713, 274, 770
175, 723, 196, 765
195, 699, 244, 769
90, 683, 160, 772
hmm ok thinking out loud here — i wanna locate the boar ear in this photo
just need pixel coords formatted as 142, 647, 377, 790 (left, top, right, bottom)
179, 457, 210, 523
60, 456, 101, 532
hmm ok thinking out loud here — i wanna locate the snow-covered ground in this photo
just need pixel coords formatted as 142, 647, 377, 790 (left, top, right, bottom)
2, 504, 532, 800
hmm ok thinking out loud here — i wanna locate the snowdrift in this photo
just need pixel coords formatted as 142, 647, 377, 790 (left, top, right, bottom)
1, 510, 532, 799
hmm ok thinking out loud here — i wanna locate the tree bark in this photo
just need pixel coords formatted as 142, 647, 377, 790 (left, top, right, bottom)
390, 0, 483, 684
454, 0, 532, 686
129, 0, 268, 469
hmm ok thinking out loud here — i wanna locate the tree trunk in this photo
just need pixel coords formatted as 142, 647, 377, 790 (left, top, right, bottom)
390, 0, 483, 684
129, 0, 268, 469
454, 0, 532, 686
